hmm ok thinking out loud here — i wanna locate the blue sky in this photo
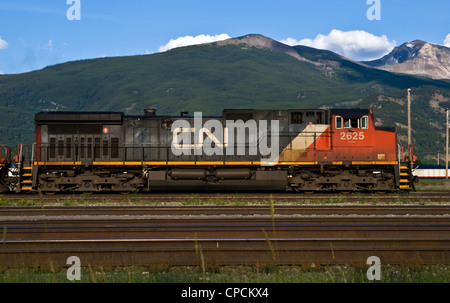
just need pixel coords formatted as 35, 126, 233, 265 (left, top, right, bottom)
0, 0, 449, 74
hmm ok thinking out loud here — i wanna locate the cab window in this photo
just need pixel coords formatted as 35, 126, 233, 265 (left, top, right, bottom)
336, 116, 343, 129
361, 116, 369, 129
344, 118, 358, 128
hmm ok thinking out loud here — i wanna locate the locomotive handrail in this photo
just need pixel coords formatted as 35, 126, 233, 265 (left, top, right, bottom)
6, 146, 11, 163
401, 144, 415, 162
0, 145, 10, 165
31, 143, 35, 164
35, 134, 331, 149
17, 144, 22, 164
33, 130, 333, 164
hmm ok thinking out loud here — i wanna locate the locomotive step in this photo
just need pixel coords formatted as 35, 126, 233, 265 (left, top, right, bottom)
21, 180, 32, 184
20, 187, 32, 191
23, 167, 32, 170
21, 173, 32, 177
400, 179, 410, 183
399, 185, 411, 190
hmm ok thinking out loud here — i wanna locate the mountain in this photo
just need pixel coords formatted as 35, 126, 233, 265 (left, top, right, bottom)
0, 34, 449, 164
363, 40, 450, 79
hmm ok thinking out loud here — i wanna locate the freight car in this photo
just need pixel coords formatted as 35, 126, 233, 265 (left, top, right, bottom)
414, 165, 447, 179
0, 108, 415, 193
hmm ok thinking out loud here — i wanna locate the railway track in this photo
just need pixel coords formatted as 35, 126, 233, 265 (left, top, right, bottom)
2, 216, 450, 239
1, 204, 450, 217
1, 204, 450, 268
2, 238, 448, 268
1, 191, 450, 204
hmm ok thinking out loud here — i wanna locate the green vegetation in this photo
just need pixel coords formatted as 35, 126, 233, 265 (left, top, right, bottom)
415, 179, 450, 191
0, 192, 446, 207
0, 265, 449, 283
0, 39, 449, 161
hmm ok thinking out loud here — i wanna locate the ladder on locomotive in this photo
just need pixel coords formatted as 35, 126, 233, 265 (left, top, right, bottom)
15, 144, 33, 193
399, 144, 415, 191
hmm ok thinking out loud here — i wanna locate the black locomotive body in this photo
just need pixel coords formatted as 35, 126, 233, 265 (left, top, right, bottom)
34, 109, 298, 192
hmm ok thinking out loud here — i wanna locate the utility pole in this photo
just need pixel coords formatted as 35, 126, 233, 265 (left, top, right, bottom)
447, 108, 449, 179
408, 88, 411, 147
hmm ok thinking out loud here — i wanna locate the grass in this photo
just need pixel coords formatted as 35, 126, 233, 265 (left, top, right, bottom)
0, 188, 448, 207
1, 265, 449, 283
415, 179, 450, 191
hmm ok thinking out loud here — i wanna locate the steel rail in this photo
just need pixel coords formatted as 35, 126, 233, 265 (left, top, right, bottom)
1, 215, 450, 268
2, 219, 450, 240
1, 237, 449, 268
2, 205, 450, 217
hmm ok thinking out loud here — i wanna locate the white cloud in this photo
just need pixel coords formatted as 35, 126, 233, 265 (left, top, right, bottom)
46, 40, 53, 52
281, 29, 396, 61
444, 34, 450, 48
281, 38, 301, 47
159, 34, 231, 52
0, 36, 8, 49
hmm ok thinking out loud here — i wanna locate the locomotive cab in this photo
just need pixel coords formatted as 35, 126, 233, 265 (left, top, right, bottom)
329, 109, 397, 164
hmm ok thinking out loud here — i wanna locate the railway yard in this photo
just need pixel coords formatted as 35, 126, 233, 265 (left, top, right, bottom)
2, 108, 438, 284
1, 190, 450, 280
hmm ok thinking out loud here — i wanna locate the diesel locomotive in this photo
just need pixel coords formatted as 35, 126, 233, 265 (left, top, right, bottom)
0, 108, 415, 193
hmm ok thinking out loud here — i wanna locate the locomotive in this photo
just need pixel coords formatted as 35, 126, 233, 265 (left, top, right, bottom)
0, 108, 415, 193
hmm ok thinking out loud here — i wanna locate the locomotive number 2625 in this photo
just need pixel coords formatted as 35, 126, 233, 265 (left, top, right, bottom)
340, 132, 365, 141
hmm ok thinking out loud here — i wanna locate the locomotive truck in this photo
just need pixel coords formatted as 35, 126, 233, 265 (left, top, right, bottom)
0, 108, 415, 193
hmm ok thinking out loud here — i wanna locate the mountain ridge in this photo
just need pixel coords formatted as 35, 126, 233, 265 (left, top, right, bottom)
363, 40, 450, 79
